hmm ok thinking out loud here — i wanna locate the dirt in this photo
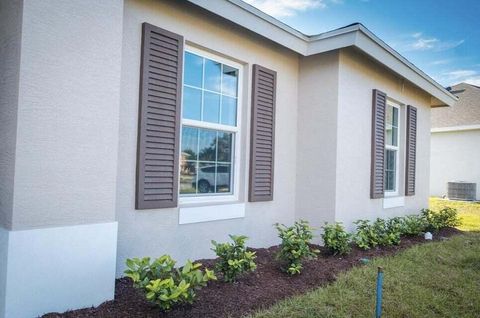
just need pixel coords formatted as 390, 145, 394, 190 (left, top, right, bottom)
43, 227, 461, 318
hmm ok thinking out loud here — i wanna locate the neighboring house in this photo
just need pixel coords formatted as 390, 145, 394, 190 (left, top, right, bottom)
430, 83, 480, 200
0, 0, 456, 317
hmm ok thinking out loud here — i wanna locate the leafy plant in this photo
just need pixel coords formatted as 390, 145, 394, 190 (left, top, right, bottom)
422, 207, 460, 232
125, 255, 216, 310
400, 214, 428, 236
353, 219, 379, 250
211, 235, 257, 282
321, 222, 352, 255
353, 218, 402, 249
275, 220, 319, 275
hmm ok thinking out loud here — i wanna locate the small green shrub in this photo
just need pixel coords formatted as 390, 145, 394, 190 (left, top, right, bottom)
422, 207, 460, 232
401, 214, 428, 235
321, 222, 352, 255
211, 235, 257, 282
353, 219, 379, 250
275, 220, 319, 275
353, 218, 402, 249
125, 255, 216, 310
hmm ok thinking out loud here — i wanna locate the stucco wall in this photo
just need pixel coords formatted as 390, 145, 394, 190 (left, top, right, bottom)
10, 0, 124, 229
430, 129, 480, 200
335, 48, 431, 230
295, 52, 339, 235
0, 0, 22, 230
116, 0, 299, 274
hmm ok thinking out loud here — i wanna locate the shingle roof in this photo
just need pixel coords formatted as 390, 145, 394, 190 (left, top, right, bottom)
431, 83, 480, 128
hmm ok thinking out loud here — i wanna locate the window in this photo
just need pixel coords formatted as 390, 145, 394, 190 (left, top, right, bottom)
385, 101, 400, 194
179, 49, 241, 202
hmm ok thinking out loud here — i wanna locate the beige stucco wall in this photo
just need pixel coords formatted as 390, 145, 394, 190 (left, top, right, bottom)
430, 129, 480, 200
295, 52, 339, 235
7, 0, 124, 230
335, 48, 431, 230
116, 0, 299, 273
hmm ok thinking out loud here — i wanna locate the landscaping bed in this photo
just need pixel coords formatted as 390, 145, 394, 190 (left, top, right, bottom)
43, 227, 460, 318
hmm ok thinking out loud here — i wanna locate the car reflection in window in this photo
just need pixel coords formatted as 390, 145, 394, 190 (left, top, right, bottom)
193, 165, 231, 193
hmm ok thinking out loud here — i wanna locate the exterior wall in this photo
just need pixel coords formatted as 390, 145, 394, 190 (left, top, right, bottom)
430, 129, 480, 200
295, 52, 339, 236
0, 0, 23, 230
116, 0, 299, 274
335, 48, 431, 230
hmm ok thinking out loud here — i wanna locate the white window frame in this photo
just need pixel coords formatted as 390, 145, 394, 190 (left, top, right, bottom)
179, 46, 243, 205
385, 100, 400, 196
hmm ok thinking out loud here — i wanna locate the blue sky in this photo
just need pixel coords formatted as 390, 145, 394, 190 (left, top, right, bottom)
243, 0, 480, 87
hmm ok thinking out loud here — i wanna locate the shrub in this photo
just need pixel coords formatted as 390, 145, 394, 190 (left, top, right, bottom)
353, 218, 402, 249
124, 255, 216, 310
275, 220, 319, 275
401, 214, 428, 235
422, 207, 460, 232
211, 235, 257, 282
353, 219, 379, 250
321, 222, 352, 255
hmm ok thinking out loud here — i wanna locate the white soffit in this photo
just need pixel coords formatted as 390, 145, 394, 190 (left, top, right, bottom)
186, 0, 458, 107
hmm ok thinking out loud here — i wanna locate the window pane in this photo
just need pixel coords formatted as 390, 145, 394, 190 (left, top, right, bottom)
217, 132, 233, 162
392, 106, 399, 127
385, 149, 396, 192
386, 105, 393, 126
197, 163, 216, 193
204, 59, 221, 92
386, 149, 396, 170
183, 86, 202, 120
184, 52, 203, 88
221, 96, 237, 126
222, 65, 238, 97
181, 127, 198, 161
385, 170, 395, 191
180, 161, 197, 194
216, 164, 231, 193
203, 92, 220, 124
198, 129, 217, 161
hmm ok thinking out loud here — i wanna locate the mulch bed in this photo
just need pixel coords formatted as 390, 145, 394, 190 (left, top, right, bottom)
44, 227, 461, 318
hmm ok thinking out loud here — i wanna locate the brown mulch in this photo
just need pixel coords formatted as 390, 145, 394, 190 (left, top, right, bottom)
44, 227, 461, 318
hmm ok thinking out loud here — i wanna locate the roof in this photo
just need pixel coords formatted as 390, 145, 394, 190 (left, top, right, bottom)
431, 83, 480, 129
186, 0, 457, 107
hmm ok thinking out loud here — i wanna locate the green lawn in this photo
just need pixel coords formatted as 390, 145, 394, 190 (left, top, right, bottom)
251, 199, 480, 318
430, 197, 480, 231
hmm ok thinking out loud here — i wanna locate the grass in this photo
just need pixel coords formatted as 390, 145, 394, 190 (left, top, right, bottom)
430, 197, 480, 231
250, 199, 480, 318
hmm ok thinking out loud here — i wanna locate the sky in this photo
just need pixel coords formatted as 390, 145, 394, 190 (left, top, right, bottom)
243, 0, 480, 87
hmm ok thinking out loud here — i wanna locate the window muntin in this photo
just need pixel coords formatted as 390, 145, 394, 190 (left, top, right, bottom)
385, 102, 400, 193
180, 50, 240, 199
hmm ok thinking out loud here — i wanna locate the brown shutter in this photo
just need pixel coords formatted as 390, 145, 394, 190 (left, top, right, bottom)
249, 64, 276, 202
136, 23, 183, 209
370, 89, 387, 199
405, 105, 417, 196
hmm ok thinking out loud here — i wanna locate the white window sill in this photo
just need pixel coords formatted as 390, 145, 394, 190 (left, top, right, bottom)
179, 202, 245, 224
383, 196, 405, 209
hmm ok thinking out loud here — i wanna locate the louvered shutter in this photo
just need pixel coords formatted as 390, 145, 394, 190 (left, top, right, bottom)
370, 89, 387, 199
405, 105, 417, 196
249, 65, 276, 202
136, 23, 183, 209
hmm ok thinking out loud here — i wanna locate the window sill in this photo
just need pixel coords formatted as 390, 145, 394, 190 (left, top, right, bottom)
178, 202, 245, 224
383, 196, 405, 209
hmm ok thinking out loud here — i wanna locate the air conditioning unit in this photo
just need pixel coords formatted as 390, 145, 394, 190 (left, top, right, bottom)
447, 182, 476, 201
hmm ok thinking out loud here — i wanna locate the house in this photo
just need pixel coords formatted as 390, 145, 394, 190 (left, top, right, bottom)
0, 0, 457, 317
430, 82, 480, 200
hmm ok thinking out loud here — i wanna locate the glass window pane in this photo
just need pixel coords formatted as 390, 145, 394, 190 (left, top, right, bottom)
184, 52, 203, 88
217, 132, 232, 162
386, 125, 393, 146
203, 92, 220, 124
392, 126, 398, 146
197, 163, 216, 193
183, 87, 202, 120
198, 129, 217, 161
221, 96, 237, 126
222, 65, 238, 97
180, 161, 197, 194
216, 164, 231, 193
204, 59, 221, 92
386, 105, 393, 126
181, 126, 198, 161
386, 149, 396, 171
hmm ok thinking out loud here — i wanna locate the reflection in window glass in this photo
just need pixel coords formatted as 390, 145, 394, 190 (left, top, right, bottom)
385, 103, 400, 193
216, 164, 231, 193
203, 92, 220, 124
198, 129, 217, 161
183, 87, 202, 120
180, 161, 197, 194
222, 65, 238, 97
217, 132, 232, 162
204, 59, 221, 92
221, 96, 237, 126
197, 163, 216, 193
181, 127, 198, 161
184, 52, 203, 88
386, 105, 399, 146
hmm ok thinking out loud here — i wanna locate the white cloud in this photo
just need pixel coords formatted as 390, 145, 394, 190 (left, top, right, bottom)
465, 77, 480, 86
243, 0, 326, 17
402, 32, 464, 52
430, 59, 451, 66
436, 69, 480, 86
443, 70, 477, 80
